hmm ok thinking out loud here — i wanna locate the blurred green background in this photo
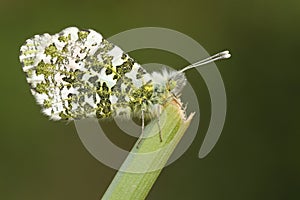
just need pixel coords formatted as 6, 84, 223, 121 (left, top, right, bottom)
0, 0, 299, 199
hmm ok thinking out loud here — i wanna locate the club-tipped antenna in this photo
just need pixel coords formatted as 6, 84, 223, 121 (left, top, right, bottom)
179, 50, 231, 73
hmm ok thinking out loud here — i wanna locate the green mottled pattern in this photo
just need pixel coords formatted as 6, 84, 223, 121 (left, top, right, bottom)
19, 27, 169, 121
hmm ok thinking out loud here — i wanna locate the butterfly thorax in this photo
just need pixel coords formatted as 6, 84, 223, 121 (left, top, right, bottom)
117, 69, 187, 119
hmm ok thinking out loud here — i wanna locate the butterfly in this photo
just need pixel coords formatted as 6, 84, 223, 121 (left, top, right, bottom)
19, 27, 230, 142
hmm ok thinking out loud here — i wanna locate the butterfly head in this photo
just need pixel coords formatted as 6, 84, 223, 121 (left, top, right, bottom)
166, 71, 186, 96
150, 68, 187, 101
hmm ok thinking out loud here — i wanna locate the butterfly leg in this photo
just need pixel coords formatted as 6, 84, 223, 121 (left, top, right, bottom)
157, 106, 163, 142
171, 92, 183, 108
137, 109, 145, 148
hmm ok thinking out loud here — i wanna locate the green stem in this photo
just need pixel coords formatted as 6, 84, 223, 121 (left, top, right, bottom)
102, 101, 194, 200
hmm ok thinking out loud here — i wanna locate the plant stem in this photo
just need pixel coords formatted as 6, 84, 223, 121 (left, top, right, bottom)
102, 101, 194, 200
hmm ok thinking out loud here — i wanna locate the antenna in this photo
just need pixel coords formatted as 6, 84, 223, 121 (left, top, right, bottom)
179, 50, 231, 73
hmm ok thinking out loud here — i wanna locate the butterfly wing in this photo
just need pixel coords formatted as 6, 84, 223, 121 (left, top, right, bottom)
19, 27, 151, 120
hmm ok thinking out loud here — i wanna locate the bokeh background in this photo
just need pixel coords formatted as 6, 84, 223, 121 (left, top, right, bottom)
0, 0, 299, 199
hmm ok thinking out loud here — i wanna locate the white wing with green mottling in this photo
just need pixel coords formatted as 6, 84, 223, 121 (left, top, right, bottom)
20, 27, 151, 120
